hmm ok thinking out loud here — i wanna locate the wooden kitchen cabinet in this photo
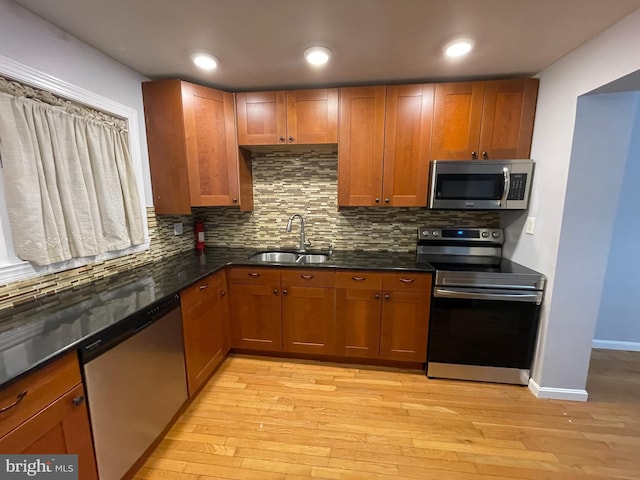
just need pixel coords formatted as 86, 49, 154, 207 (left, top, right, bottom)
379, 273, 432, 362
335, 271, 431, 362
0, 353, 98, 480
181, 269, 229, 396
236, 88, 338, 146
142, 79, 252, 213
228, 267, 283, 351
338, 84, 434, 207
281, 269, 335, 355
431, 79, 538, 160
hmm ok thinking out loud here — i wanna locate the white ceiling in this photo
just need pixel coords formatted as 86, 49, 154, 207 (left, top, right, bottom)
13, 0, 640, 91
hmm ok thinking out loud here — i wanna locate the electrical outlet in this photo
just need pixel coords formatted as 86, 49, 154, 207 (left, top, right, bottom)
173, 222, 183, 236
525, 217, 536, 235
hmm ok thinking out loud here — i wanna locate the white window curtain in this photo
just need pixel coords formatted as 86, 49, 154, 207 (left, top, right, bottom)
0, 91, 145, 266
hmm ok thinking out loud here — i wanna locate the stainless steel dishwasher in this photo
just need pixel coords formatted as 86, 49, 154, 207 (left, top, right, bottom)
80, 293, 187, 480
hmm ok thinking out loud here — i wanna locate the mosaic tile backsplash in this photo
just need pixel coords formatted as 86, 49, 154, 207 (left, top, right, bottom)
196, 150, 499, 252
0, 150, 498, 310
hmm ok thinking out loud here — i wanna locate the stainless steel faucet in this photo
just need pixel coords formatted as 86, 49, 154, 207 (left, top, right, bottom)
286, 214, 311, 251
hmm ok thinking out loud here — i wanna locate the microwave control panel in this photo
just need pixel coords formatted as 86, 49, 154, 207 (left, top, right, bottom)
507, 174, 528, 200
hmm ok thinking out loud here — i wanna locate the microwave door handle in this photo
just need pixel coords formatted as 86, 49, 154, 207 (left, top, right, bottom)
500, 167, 510, 207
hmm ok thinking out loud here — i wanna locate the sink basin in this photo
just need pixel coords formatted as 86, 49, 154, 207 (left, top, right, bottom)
250, 252, 299, 263
248, 251, 330, 264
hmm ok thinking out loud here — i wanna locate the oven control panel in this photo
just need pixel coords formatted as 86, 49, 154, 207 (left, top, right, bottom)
418, 227, 504, 244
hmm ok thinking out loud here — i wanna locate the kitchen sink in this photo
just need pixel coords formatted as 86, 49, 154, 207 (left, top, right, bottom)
249, 251, 330, 264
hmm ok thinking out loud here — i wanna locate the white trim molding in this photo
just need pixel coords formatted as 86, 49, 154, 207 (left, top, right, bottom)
592, 339, 640, 351
528, 378, 589, 402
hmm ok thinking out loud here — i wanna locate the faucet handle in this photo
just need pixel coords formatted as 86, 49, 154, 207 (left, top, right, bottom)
304, 238, 312, 247
328, 243, 334, 257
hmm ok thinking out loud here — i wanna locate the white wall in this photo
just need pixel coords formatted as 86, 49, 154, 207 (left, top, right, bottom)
594, 95, 640, 348
0, 0, 152, 205
503, 8, 640, 395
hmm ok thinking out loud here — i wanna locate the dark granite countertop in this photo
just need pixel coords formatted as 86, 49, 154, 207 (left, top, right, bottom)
0, 248, 433, 388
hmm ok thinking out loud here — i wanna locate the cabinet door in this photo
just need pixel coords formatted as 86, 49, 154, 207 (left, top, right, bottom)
338, 86, 386, 206
229, 283, 282, 351
335, 288, 381, 358
142, 80, 192, 214
286, 89, 338, 144
383, 84, 434, 206
236, 91, 287, 145
282, 286, 335, 355
182, 82, 240, 206
431, 82, 485, 160
479, 79, 538, 159
0, 384, 98, 480
182, 271, 228, 396
380, 290, 430, 363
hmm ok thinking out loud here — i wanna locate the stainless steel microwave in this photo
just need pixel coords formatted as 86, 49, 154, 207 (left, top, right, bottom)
428, 160, 534, 210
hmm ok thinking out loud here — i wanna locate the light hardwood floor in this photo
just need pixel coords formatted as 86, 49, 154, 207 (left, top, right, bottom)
135, 350, 640, 479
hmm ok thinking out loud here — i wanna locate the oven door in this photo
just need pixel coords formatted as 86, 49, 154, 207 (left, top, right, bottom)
427, 287, 542, 384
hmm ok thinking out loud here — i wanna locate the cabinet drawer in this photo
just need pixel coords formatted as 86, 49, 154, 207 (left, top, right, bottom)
281, 269, 335, 288
228, 267, 280, 285
382, 272, 432, 292
335, 271, 383, 290
181, 271, 224, 308
0, 352, 81, 438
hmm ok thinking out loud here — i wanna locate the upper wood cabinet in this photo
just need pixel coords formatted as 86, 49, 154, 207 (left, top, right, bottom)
338, 85, 434, 207
431, 78, 538, 160
236, 88, 338, 146
142, 80, 253, 214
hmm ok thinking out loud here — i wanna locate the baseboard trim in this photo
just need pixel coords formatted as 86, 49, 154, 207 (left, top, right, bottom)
592, 339, 640, 352
528, 378, 588, 402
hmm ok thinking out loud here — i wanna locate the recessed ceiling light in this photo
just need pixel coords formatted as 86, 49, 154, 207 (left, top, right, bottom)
191, 52, 218, 71
444, 39, 474, 58
304, 46, 332, 66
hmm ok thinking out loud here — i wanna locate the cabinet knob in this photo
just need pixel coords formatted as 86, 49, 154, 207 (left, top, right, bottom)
384, 293, 391, 300
279, 136, 285, 143
482, 151, 488, 159
374, 293, 380, 300
72, 395, 85, 407
384, 198, 390, 203
282, 289, 288, 295
232, 197, 238, 203
375, 198, 380, 203
471, 151, 478, 159
221, 290, 226, 297
288, 136, 294, 143
274, 289, 279, 295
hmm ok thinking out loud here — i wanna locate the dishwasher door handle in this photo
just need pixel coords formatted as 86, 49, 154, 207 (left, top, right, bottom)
434, 287, 543, 305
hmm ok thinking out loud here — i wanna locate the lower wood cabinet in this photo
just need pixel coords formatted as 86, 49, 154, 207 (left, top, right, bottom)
336, 271, 432, 362
181, 269, 229, 396
0, 353, 98, 480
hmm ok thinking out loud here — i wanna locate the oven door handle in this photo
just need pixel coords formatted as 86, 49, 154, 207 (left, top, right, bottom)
434, 287, 543, 305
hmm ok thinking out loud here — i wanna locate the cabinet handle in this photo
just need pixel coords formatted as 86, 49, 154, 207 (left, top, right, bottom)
72, 395, 85, 407
384, 293, 391, 300
248, 272, 262, 278
399, 278, 414, 284
0, 391, 27, 413
352, 276, 366, 282
482, 151, 488, 159
288, 136, 294, 143
300, 274, 314, 280
374, 293, 380, 300
232, 197, 238, 203
221, 290, 226, 297
199, 284, 209, 290
375, 198, 380, 203
279, 136, 285, 143
384, 198, 390, 203
274, 289, 279, 295
282, 289, 288, 295
471, 151, 478, 159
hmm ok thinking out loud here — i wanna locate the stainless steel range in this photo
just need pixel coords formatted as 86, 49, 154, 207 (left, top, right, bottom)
418, 227, 545, 385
